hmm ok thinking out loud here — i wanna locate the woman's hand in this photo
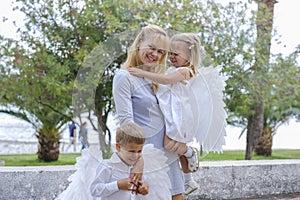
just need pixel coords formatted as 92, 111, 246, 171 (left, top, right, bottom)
130, 157, 144, 194
128, 67, 145, 77
165, 139, 187, 155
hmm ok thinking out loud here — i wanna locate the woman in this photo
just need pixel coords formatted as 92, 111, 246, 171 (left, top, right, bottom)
112, 25, 185, 200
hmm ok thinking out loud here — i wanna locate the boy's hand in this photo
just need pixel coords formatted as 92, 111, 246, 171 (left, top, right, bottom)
117, 178, 132, 190
137, 181, 149, 195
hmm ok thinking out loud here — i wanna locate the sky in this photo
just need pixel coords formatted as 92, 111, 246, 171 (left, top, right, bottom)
0, 0, 299, 150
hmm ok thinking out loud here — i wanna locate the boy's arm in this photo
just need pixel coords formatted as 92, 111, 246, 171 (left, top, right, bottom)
128, 67, 190, 85
90, 164, 120, 197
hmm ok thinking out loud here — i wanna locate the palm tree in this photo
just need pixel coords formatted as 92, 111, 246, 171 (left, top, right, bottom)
36, 110, 67, 161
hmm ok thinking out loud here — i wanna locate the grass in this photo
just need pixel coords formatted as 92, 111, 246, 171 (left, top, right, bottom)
199, 149, 300, 161
0, 153, 81, 166
0, 150, 299, 166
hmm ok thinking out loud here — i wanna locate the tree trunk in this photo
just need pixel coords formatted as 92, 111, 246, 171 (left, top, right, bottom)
95, 110, 112, 159
255, 125, 273, 156
37, 132, 60, 162
245, 101, 264, 160
245, 0, 276, 160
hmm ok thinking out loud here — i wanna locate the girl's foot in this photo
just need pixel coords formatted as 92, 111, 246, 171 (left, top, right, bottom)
186, 147, 199, 172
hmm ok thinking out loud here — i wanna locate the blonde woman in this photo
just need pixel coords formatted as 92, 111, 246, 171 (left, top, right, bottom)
113, 25, 186, 200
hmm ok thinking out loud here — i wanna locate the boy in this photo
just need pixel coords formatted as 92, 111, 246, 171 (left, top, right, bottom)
90, 122, 149, 199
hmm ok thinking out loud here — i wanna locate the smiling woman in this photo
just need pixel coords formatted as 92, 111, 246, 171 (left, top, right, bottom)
113, 25, 186, 199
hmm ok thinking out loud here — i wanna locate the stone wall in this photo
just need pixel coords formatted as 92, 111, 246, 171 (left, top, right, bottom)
187, 159, 300, 200
0, 160, 299, 200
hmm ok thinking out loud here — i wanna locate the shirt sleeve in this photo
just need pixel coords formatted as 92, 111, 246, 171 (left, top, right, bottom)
90, 163, 119, 197
112, 69, 134, 125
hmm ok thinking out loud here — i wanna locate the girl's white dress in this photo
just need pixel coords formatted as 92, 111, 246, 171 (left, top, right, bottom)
56, 144, 171, 200
156, 66, 227, 152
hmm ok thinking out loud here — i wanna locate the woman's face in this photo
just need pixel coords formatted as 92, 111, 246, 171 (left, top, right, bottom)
138, 39, 167, 66
116, 142, 143, 166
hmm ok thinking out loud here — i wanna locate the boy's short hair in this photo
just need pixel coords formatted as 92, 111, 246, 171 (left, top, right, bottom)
116, 122, 146, 145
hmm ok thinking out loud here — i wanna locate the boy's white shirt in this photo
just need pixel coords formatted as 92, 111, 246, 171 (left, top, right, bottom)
57, 144, 172, 200
90, 152, 137, 199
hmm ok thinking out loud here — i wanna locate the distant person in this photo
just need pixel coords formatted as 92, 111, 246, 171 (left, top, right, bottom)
66, 119, 77, 152
79, 122, 88, 150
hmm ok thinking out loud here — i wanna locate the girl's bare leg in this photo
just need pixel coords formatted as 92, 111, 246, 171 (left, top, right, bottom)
172, 193, 183, 200
179, 155, 189, 173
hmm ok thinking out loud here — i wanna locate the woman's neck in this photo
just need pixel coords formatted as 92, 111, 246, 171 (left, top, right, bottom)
139, 64, 156, 72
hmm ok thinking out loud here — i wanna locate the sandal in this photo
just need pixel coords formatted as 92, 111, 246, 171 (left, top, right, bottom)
186, 147, 199, 172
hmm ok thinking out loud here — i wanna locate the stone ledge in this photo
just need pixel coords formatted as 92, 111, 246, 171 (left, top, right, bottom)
187, 159, 300, 200
0, 160, 299, 200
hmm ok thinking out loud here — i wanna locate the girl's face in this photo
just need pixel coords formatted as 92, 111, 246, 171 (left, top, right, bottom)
116, 142, 143, 166
169, 42, 189, 67
138, 39, 167, 66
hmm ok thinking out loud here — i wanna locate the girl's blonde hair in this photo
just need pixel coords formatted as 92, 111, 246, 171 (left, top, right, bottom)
170, 33, 201, 75
116, 122, 146, 145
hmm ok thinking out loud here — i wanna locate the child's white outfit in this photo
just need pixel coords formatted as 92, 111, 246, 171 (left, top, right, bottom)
156, 66, 227, 152
90, 152, 137, 199
56, 144, 171, 200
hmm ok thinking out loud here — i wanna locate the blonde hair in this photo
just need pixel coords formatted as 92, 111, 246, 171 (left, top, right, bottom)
170, 33, 201, 76
122, 25, 169, 92
116, 122, 146, 145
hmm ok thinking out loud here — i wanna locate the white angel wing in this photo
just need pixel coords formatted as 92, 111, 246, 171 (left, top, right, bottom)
141, 144, 172, 200
189, 66, 227, 152
56, 146, 103, 200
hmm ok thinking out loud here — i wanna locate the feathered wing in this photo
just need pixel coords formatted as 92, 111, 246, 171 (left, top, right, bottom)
190, 66, 227, 152
141, 144, 172, 200
56, 146, 103, 200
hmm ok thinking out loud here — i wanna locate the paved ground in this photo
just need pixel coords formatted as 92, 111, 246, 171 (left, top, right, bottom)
237, 193, 300, 200
187, 193, 300, 200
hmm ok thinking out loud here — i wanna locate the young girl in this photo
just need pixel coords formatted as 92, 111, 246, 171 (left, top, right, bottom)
128, 33, 227, 195
57, 122, 172, 200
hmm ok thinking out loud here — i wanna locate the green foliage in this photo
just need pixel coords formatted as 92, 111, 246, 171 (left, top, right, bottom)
263, 52, 300, 128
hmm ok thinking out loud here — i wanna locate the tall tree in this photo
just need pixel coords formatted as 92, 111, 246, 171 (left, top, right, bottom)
255, 51, 300, 156
245, 0, 276, 160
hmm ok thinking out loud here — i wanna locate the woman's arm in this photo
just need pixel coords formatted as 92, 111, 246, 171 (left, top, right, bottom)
113, 70, 134, 124
128, 67, 190, 85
